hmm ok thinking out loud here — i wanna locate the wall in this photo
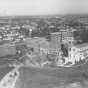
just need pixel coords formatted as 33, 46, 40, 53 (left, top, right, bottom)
68, 46, 88, 64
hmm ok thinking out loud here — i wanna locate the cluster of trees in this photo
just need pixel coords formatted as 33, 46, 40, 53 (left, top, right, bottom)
74, 30, 88, 43
63, 16, 88, 43
80, 30, 88, 43
12, 16, 88, 44
31, 18, 62, 38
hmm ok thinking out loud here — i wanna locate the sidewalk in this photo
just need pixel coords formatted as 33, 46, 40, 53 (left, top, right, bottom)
0, 65, 21, 88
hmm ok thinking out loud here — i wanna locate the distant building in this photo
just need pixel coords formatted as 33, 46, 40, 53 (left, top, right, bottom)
49, 28, 77, 49
48, 28, 88, 65
49, 28, 76, 55
60, 28, 76, 45
50, 32, 61, 49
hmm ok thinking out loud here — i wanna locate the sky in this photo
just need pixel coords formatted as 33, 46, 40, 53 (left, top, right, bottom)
0, 0, 88, 16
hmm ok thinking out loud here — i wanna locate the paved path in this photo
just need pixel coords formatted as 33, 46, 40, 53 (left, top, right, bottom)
0, 65, 22, 88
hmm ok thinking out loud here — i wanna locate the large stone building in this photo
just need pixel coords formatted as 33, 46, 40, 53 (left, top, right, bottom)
65, 43, 88, 64
48, 28, 76, 56
49, 28, 76, 49
48, 28, 88, 65
60, 28, 76, 45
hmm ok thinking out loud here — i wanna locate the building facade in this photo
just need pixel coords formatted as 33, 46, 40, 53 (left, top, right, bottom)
68, 43, 88, 64
50, 32, 61, 50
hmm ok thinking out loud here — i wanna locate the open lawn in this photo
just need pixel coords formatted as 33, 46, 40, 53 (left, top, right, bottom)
0, 66, 13, 80
15, 63, 88, 88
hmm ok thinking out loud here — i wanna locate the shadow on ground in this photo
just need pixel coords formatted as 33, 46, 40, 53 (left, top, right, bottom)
15, 63, 88, 88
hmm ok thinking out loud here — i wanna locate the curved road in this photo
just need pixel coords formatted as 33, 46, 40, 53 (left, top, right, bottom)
0, 64, 22, 88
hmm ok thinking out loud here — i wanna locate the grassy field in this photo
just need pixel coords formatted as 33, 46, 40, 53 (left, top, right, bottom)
15, 63, 88, 88
0, 66, 13, 80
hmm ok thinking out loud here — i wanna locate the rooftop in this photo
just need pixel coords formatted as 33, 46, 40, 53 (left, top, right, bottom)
60, 28, 76, 32
50, 32, 61, 35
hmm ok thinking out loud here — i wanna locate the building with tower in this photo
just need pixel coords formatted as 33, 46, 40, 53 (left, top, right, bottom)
60, 28, 77, 45
66, 43, 88, 64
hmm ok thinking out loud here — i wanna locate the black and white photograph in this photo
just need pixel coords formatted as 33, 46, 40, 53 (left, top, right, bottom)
0, 0, 88, 88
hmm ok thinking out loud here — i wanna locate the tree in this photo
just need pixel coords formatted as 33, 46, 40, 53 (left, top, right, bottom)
80, 30, 88, 43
